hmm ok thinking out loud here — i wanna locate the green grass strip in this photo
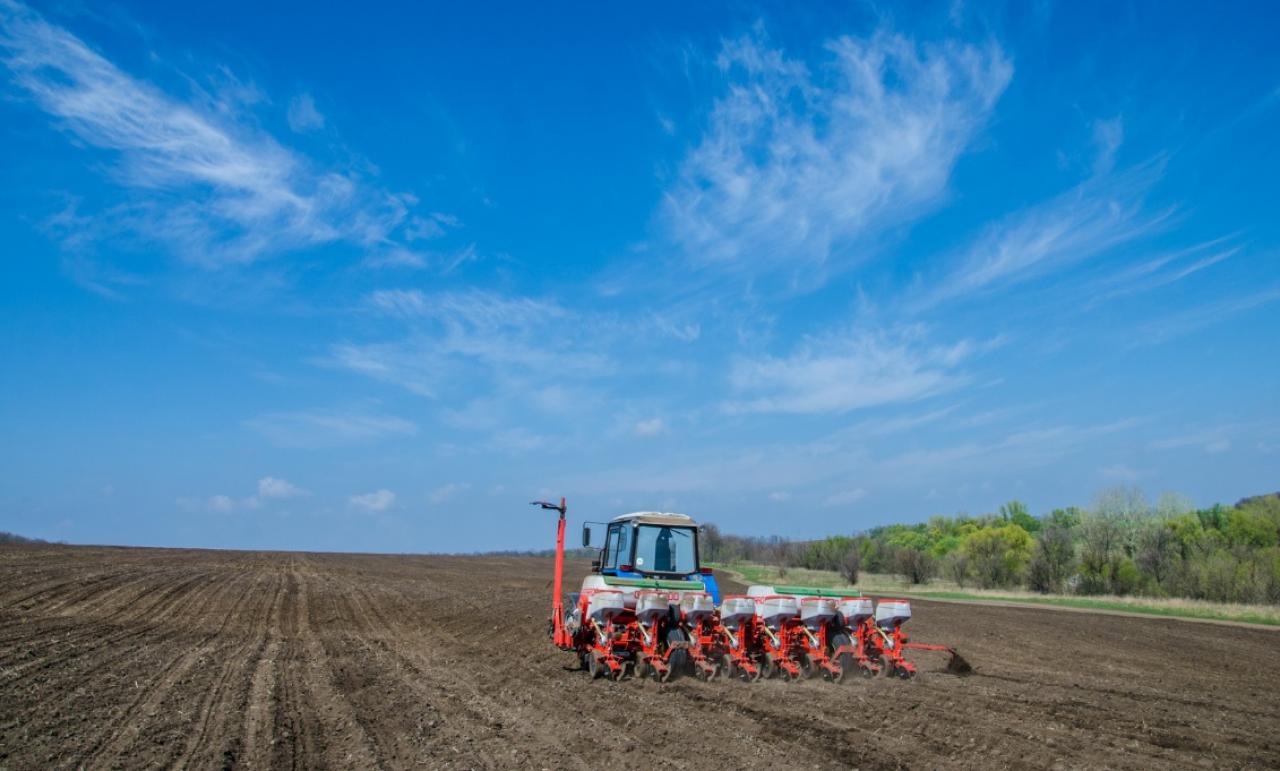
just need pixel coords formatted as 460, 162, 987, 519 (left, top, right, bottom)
707, 562, 1279, 627
772, 585, 862, 598
880, 589, 1280, 626
603, 577, 705, 591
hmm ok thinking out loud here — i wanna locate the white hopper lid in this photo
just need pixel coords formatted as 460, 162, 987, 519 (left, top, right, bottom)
875, 599, 912, 624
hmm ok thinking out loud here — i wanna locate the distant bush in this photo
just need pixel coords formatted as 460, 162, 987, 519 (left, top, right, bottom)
0, 531, 48, 545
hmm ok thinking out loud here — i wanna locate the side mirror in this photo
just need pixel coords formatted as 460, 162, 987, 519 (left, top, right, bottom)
581, 525, 592, 548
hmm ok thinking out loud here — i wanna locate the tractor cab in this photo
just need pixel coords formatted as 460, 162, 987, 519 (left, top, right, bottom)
582, 512, 720, 603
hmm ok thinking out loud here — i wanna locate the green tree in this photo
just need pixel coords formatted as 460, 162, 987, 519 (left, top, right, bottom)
839, 543, 861, 585
962, 525, 1034, 589
1043, 507, 1083, 531
1000, 500, 1041, 534
1027, 526, 1075, 593
944, 551, 970, 588
1224, 508, 1278, 549
895, 548, 937, 585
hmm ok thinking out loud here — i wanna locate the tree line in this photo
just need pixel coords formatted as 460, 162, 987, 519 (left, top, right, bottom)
700, 488, 1280, 605
0, 531, 51, 545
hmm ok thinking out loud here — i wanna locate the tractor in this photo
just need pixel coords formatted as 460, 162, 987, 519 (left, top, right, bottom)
534, 499, 969, 682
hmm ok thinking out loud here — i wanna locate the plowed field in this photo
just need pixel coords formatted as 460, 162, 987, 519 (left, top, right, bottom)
1, 545, 1277, 770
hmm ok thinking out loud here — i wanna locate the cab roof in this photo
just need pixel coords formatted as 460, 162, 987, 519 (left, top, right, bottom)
609, 511, 698, 527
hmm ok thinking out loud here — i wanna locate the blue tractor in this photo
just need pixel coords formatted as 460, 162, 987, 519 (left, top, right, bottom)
580, 511, 721, 604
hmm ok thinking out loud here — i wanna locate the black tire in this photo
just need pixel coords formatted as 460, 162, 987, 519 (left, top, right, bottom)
879, 656, 895, 678
665, 628, 689, 681
721, 653, 738, 681
830, 632, 854, 684
588, 652, 604, 680
801, 653, 819, 679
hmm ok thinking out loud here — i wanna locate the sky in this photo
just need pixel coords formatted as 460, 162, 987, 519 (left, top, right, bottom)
1, 0, 1278, 553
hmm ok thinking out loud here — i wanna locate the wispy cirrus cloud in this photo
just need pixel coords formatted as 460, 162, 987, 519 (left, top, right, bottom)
1128, 284, 1280, 346
1090, 116, 1124, 176
662, 27, 1011, 287
286, 92, 324, 133
334, 289, 607, 398
1085, 235, 1241, 308
726, 325, 980, 414
917, 161, 1172, 307
0, 1, 447, 271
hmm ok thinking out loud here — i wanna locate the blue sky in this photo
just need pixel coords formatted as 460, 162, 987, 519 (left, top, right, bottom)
1, 0, 1277, 552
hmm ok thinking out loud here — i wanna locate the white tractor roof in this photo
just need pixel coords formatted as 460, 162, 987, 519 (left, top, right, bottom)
609, 511, 697, 527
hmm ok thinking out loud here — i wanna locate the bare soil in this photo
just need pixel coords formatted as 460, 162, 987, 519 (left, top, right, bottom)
1, 544, 1277, 770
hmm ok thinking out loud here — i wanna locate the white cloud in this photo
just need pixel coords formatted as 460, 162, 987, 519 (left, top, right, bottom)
1099, 463, 1142, 482
768, 491, 791, 502
920, 162, 1169, 306
1129, 285, 1280, 347
257, 476, 306, 499
286, 92, 325, 132
489, 428, 549, 453
663, 27, 1011, 284
404, 212, 458, 242
350, 489, 396, 512
1087, 236, 1241, 308
1091, 116, 1123, 176
336, 289, 607, 398
1148, 427, 1237, 455
176, 494, 239, 514
634, 417, 667, 437
569, 417, 1138, 503
823, 488, 867, 507
0, 2, 418, 268
178, 475, 308, 513
209, 495, 237, 513
727, 325, 976, 414
245, 406, 417, 448
428, 482, 469, 504
367, 288, 565, 327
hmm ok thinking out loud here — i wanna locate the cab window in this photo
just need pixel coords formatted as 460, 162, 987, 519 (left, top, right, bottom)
603, 524, 621, 569
633, 525, 696, 574
604, 524, 634, 570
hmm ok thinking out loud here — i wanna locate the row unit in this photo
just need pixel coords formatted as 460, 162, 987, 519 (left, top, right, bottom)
584, 586, 912, 630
